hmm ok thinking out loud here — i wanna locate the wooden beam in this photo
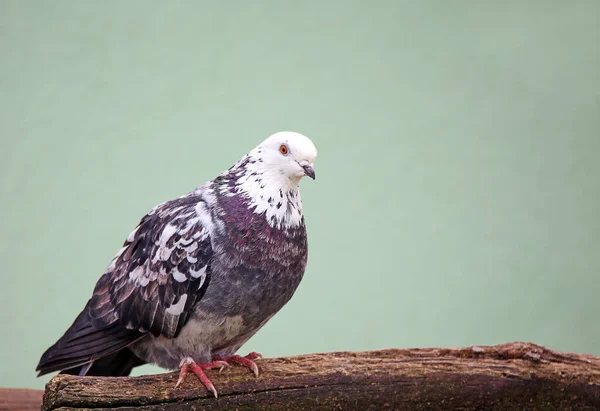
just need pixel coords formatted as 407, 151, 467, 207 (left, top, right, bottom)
0, 388, 44, 411
40, 342, 600, 410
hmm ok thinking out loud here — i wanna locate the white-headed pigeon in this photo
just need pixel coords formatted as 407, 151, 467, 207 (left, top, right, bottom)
36, 132, 318, 397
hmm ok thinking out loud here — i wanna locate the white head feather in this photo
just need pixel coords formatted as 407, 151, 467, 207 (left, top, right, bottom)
233, 131, 318, 228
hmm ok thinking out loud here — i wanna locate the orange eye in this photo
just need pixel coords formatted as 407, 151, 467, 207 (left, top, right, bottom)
279, 144, 289, 155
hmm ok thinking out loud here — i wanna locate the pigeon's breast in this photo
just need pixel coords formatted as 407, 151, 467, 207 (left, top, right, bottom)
214, 192, 308, 273
200, 193, 308, 334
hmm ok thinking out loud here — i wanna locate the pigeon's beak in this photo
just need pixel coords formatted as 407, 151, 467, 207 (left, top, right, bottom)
299, 161, 316, 180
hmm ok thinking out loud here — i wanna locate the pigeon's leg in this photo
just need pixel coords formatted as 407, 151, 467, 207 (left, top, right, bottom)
215, 352, 263, 377
175, 357, 228, 398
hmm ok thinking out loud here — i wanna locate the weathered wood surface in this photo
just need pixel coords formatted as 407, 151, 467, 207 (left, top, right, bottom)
0, 387, 44, 411
41, 342, 600, 410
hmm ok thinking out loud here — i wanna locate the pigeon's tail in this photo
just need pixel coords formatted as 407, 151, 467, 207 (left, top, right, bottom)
60, 348, 147, 377
36, 302, 145, 377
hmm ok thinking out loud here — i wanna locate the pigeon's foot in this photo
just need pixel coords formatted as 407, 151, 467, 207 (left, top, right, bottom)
215, 352, 263, 377
175, 357, 228, 398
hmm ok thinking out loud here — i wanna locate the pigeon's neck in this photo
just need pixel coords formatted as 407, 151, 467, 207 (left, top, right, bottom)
215, 156, 305, 229
240, 180, 304, 230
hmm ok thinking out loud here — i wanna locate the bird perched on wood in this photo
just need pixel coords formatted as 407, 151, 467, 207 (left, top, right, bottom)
36, 131, 317, 397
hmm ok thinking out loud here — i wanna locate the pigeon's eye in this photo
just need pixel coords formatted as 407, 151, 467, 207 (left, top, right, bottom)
279, 144, 289, 155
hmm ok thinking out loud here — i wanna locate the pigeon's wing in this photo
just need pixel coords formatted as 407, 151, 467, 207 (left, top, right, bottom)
89, 195, 213, 338
36, 194, 214, 375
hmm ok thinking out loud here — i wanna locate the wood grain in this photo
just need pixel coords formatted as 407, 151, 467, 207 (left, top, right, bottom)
36, 342, 600, 410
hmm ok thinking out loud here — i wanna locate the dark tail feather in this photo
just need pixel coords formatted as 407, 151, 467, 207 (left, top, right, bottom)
60, 348, 147, 377
36, 302, 144, 377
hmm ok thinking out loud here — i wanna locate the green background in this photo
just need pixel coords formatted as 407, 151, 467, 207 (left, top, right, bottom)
1, 1, 598, 390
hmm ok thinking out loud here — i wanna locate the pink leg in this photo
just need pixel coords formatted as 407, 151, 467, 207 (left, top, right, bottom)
215, 352, 263, 377
175, 357, 228, 398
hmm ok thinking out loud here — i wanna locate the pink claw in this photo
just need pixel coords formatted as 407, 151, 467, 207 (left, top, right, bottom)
216, 352, 263, 377
245, 351, 263, 360
175, 358, 228, 398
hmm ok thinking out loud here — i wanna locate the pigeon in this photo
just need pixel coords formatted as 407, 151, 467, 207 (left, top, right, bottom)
36, 131, 317, 397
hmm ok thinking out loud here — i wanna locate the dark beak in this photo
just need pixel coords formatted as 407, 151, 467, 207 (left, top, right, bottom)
302, 164, 316, 180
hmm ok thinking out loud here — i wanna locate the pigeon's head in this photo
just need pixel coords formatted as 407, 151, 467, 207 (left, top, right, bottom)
229, 131, 317, 228
251, 131, 317, 184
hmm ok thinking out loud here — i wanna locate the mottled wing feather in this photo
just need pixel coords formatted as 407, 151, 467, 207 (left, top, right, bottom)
89, 195, 213, 339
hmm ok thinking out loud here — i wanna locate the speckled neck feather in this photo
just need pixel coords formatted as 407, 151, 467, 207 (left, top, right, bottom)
212, 155, 305, 230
